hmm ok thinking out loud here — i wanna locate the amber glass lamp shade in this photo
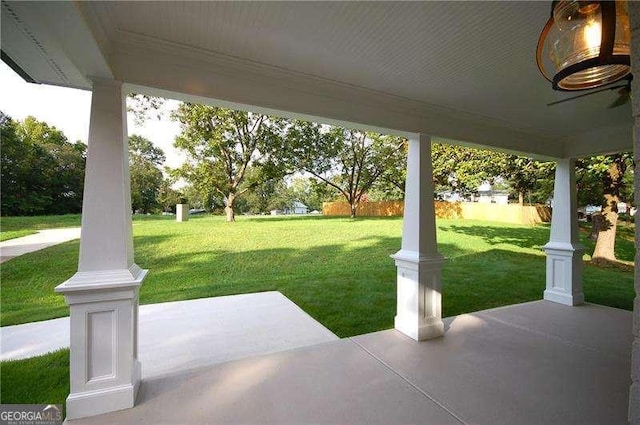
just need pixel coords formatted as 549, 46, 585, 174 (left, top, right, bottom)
536, 0, 631, 91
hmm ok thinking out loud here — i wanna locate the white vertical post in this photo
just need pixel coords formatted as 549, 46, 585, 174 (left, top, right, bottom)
392, 133, 445, 341
543, 158, 584, 306
176, 204, 189, 222
628, 2, 640, 422
55, 79, 147, 420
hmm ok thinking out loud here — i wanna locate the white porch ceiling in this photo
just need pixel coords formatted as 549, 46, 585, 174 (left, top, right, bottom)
1, 1, 635, 159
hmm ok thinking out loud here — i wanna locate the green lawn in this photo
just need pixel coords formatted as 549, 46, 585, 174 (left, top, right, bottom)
1, 215, 635, 332
0, 229, 37, 241
1, 214, 82, 232
1, 215, 635, 409
0, 350, 70, 414
0, 214, 82, 241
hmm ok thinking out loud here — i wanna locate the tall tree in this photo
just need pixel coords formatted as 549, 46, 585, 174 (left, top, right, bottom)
172, 104, 284, 221
431, 143, 506, 197
284, 121, 406, 218
502, 156, 555, 205
241, 176, 287, 214
21, 116, 87, 213
46, 140, 86, 214
1, 114, 50, 215
17, 115, 68, 146
576, 153, 634, 264
156, 176, 183, 213
1, 114, 85, 215
127, 94, 166, 126
129, 135, 165, 213
369, 140, 408, 201
286, 176, 334, 212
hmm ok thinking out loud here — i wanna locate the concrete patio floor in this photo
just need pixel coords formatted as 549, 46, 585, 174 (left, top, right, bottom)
67, 300, 632, 425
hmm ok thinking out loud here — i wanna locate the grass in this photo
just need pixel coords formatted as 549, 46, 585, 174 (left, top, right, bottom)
0, 350, 69, 415
1, 215, 635, 331
0, 229, 37, 241
0, 214, 81, 241
0, 214, 635, 408
1, 214, 82, 232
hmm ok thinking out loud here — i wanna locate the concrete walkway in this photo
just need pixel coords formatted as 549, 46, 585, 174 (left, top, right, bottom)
0, 227, 81, 263
1, 292, 338, 379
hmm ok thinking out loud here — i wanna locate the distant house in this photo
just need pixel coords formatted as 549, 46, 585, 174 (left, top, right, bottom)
477, 182, 509, 205
286, 201, 309, 215
436, 190, 467, 202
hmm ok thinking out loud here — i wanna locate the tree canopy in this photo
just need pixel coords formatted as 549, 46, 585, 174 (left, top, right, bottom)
502, 155, 555, 205
129, 135, 166, 214
1, 113, 86, 216
172, 104, 286, 221
431, 143, 506, 198
283, 121, 406, 217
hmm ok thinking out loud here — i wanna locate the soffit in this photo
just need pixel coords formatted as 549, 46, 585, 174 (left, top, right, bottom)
96, 1, 632, 145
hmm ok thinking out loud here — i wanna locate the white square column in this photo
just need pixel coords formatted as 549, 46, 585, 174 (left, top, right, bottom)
392, 133, 445, 341
55, 79, 147, 420
176, 204, 189, 222
543, 158, 584, 306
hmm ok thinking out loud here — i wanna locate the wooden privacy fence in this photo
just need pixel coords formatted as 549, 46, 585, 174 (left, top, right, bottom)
323, 200, 551, 225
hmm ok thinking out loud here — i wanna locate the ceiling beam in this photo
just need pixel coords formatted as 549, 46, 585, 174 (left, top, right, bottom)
111, 32, 566, 158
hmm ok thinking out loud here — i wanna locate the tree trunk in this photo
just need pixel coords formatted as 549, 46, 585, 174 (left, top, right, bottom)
225, 192, 236, 222
591, 157, 625, 264
518, 191, 524, 206
590, 212, 604, 241
349, 202, 357, 218
592, 198, 619, 263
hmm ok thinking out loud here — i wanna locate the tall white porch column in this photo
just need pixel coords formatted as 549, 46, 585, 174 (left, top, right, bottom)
392, 133, 445, 341
55, 79, 147, 420
543, 158, 584, 306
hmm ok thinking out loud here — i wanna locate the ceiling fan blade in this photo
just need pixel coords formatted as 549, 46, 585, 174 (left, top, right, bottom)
547, 84, 627, 106
608, 91, 630, 108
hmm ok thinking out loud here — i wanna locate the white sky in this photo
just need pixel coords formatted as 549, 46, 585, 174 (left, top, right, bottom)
0, 62, 186, 169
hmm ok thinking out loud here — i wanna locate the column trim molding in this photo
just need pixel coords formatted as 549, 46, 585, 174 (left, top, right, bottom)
56, 264, 146, 293
543, 241, 586, 253
392, 249, 445, 266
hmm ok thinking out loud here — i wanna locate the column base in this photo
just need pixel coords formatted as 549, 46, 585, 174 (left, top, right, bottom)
543, 242, 585, 307
395, 315, 444, 341
56, 265, 146, 420
65, 360, 141, 420
543, 289, 585, 306
392, 250, 445, 341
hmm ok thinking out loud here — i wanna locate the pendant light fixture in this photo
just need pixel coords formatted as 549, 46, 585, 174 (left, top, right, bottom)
536, 0, 631, 91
